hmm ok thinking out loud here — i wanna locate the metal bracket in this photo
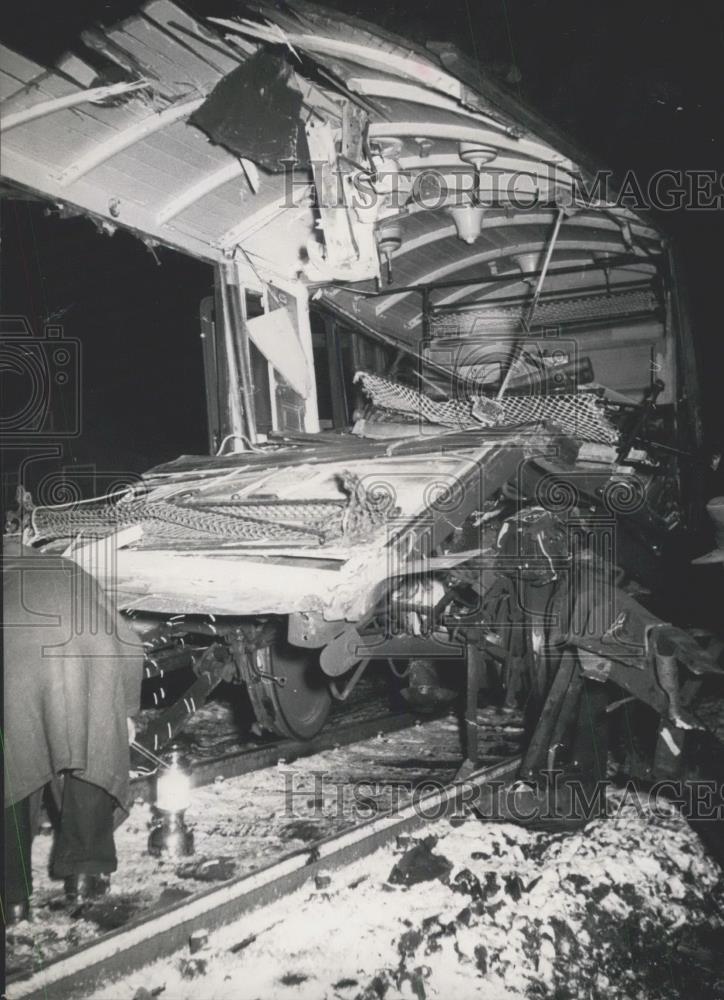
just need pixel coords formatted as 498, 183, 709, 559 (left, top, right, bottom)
288, 611, 346, 649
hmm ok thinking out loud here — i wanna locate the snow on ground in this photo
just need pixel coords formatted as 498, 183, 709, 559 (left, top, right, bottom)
8, 709, 522, 977
8, 691, 724, 998
93, 790, 724, 1000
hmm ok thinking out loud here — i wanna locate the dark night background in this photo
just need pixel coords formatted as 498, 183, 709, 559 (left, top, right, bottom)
2, 0, 723, 489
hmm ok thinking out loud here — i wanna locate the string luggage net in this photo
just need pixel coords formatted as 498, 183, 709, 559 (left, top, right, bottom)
31, 498, 346, 545
354, 371, 619, 445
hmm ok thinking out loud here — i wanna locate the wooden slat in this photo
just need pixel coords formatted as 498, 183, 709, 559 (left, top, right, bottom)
0, 46, 44, 99
2, 81, 147, 132
144, 0, 241, 72
156, 162, 246, 223
1, 114, 114, 171
107, 23, 210, 87
114, 19, 224, 87
58, 96, 204, 185
1, 70, 78, 112
0, 145, 225, 263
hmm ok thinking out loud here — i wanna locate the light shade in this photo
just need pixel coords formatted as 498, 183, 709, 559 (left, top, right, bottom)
447, 204, 486, 244
376, 221, 403, 258
458, 142, 498, 170
514, 252, 542, 274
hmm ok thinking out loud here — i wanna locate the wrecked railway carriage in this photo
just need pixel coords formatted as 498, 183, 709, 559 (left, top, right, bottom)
2, 0, 719, 788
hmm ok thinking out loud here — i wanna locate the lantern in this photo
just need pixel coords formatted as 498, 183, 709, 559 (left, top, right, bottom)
148, 744, 195, 858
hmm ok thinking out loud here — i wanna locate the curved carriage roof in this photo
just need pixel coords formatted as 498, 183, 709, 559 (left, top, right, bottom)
0, 0, 665, 346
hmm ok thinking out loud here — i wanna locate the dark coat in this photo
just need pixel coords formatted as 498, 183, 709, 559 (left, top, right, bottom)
3, 538, 144, 811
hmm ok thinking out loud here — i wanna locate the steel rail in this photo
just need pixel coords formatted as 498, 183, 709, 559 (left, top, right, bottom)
9, 754, 521, 1000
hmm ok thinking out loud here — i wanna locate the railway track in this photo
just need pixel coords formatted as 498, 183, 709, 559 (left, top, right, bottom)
8, 694, 724, 1000
129, 709, 434, 801
7, 708, 525, 1000
8, 755, 522, 1000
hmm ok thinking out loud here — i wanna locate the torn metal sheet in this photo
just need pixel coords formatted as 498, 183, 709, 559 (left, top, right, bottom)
28, 432, 533, 622
245, 304, 310, 398
190, 50, 303, 170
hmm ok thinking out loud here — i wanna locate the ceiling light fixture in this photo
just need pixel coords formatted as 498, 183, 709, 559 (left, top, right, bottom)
376, 220, 403, 283
447, 199, 486, 244
458, 142, 498, 171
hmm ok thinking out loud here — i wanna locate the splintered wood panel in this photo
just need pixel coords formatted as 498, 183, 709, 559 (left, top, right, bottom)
106, 21, 220, 90
142, 0, 242, 74
75, 95, 181, 138
115, 18, 230, 86
3, 91, 175, 174
0, 66, 79, 108
291, 51, 412, 85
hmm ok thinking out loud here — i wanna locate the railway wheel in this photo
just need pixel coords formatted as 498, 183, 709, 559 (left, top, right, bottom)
247, 641, 332, 740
